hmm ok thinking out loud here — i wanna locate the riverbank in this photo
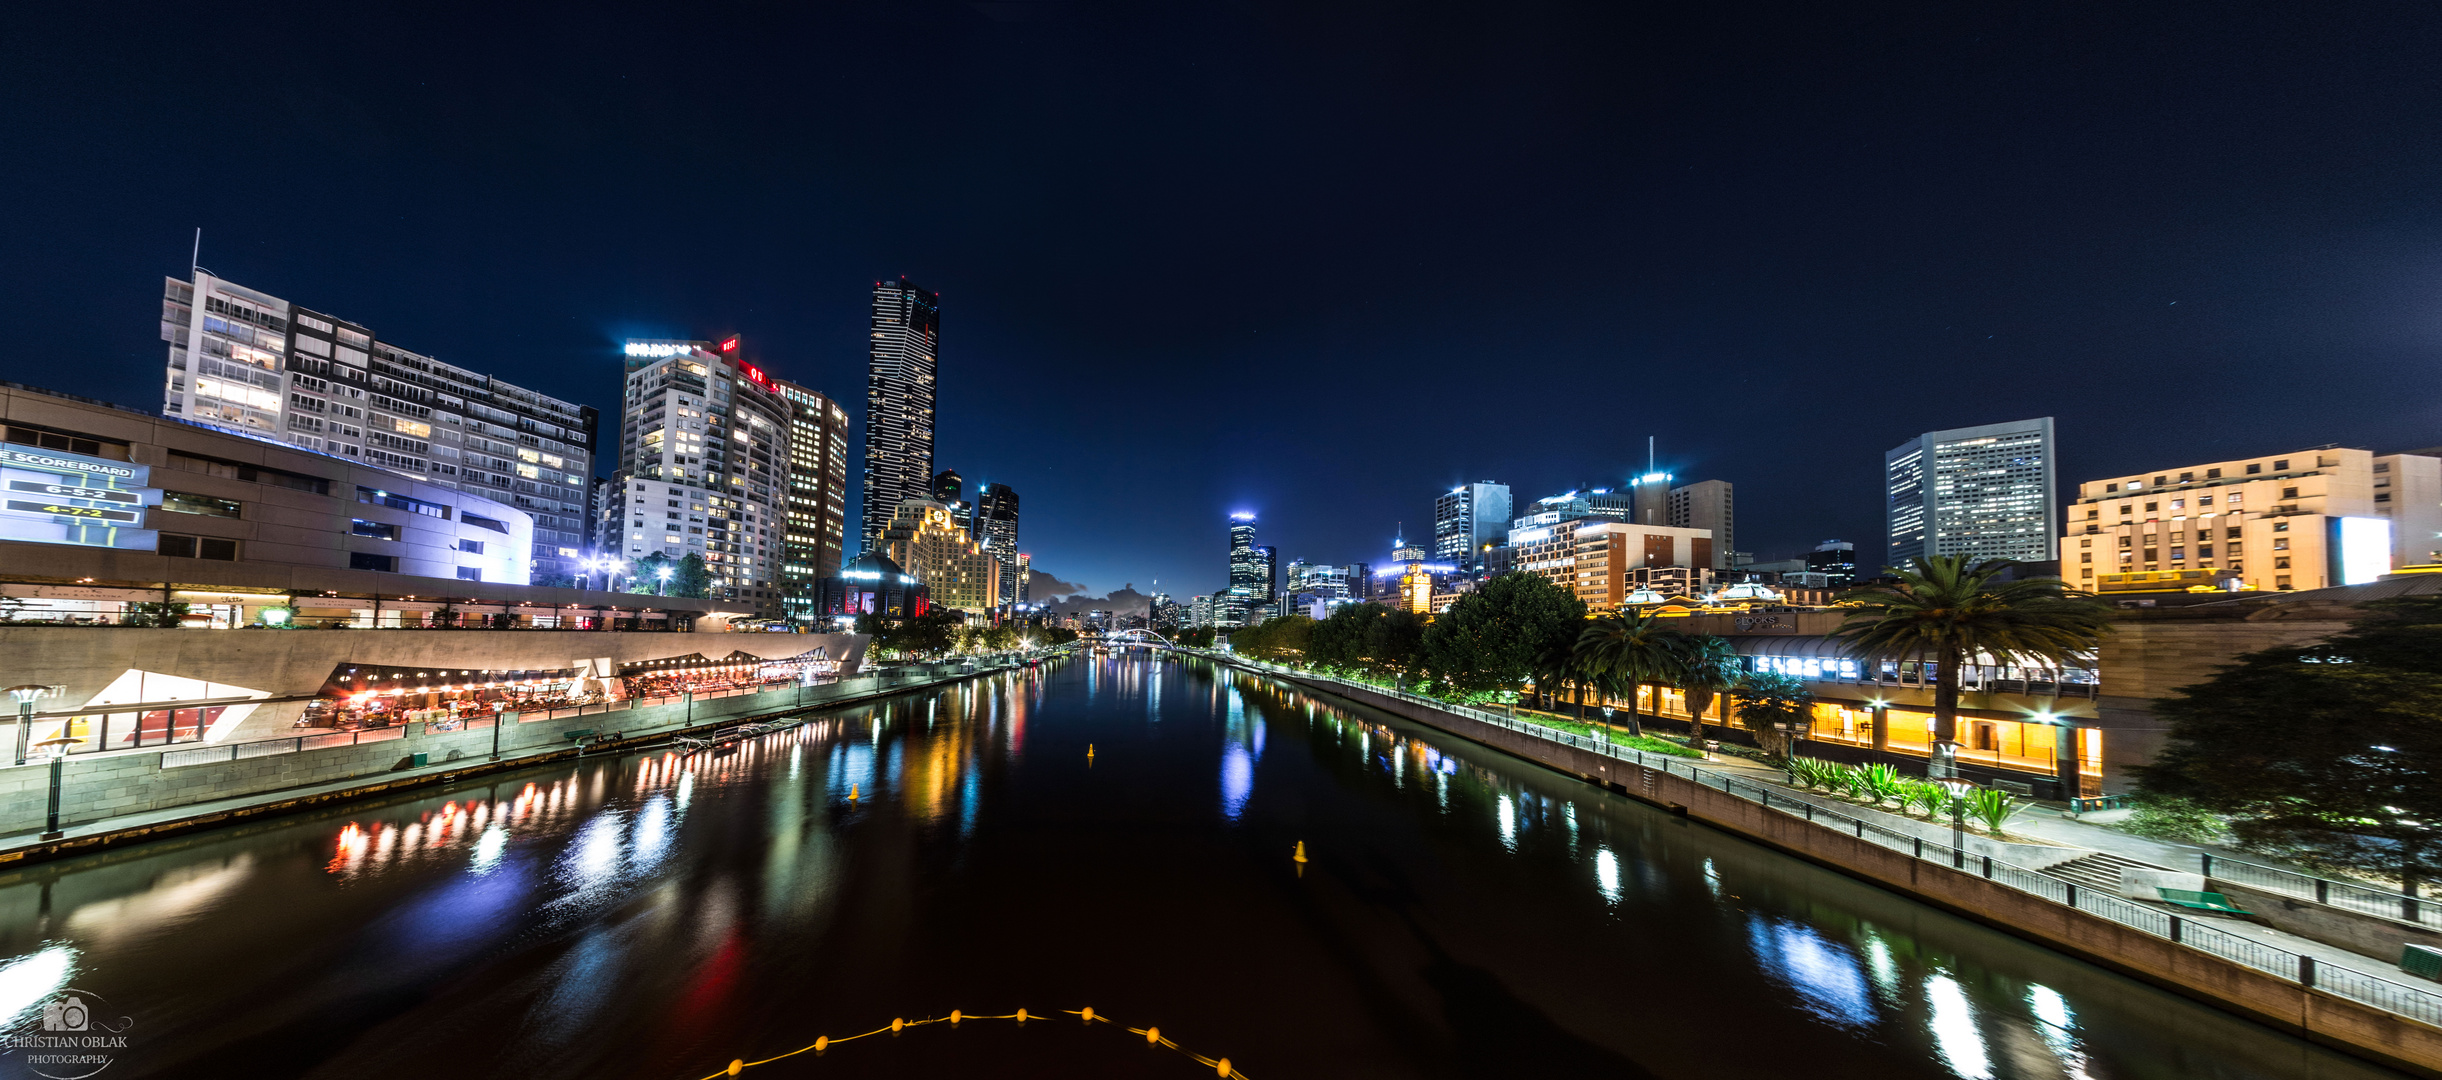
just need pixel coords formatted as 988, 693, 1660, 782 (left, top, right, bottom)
0, 656, 1050, 870
1197, 650, 2442, 1080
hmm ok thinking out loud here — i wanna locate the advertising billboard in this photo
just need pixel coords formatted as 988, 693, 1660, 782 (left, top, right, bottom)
0, 444, 159, 550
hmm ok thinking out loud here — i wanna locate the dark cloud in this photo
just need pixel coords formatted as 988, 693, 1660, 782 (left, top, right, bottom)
1041, 583, 1149, 617
1027, 568, 1089, 597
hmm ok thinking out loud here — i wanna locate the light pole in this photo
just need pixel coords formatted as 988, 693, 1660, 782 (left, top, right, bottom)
34, 734, 79, 840
9, 684, 59, 767
656, 567, 673, 597
1937, 777, 1977, 868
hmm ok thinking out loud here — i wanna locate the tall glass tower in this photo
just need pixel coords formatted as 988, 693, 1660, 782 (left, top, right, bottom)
1884, 417, 2058, 570
862, 278, 939, 553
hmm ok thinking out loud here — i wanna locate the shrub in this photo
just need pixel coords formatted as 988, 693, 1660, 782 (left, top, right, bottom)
1901, 781, 1948, 819
1963, 788, 2022, 835
1860, 763, 1907, 807
2117, 796, 2228, 845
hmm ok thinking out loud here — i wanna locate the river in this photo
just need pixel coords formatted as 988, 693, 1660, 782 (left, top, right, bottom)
0, 654, 2402, 1079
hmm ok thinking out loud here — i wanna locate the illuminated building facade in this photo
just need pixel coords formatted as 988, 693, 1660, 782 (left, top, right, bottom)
1885, 417, 2057, 569
775, 379, 851, 623
881, 499, 1002, 614
1433, 482, 1511, 565
158, 272, 596, 585
604, 337, 791, 615
813, 551, 929, 619
1224, 515, 1272, 625
2065, 447, 2439, 593
863, 278, 939, 553
974, 481, 1020, 606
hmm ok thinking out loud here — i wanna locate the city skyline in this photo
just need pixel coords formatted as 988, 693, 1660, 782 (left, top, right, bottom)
12, 4, 2442, 599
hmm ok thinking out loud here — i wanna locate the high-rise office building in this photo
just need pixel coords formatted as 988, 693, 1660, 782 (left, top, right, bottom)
974, 481, 1020, 606
1225, 514, 1266, 625
604, 337, 791, 614
1434, 482, 1512, 566
775, 379, 851, 623
1668, 479, 1735, 570
1886, 418, 2058, 568
159, 272, 598, 585
931, 469, 972, 531
863, 278, 939, 553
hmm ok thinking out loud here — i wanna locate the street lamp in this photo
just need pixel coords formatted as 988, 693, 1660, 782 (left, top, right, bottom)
656, 567, 673, 596
1936, 777, 1978, 868
8, 684, 61, 767
33, 734, 80, 840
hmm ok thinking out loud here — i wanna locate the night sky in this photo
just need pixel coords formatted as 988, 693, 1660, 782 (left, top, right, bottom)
7, 3, 2442, 602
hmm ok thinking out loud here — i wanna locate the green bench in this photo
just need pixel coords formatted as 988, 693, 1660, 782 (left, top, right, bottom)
2158, 888, 2253, 915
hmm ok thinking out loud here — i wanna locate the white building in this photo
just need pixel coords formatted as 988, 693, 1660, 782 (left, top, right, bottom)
1885, 417, 2058, 569
158, 272, 596, 585
605, 338, 791, 615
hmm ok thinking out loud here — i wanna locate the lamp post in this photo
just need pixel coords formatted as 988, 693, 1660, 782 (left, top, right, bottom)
9, 684, 59, 767
34, 734, 80, 840
1937, 777, 1977, 868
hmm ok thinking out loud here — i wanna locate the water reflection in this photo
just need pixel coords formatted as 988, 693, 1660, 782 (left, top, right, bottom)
0, 660, 2394, 1080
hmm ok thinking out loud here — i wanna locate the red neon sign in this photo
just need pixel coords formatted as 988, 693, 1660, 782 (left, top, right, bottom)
719, 337, 739, 352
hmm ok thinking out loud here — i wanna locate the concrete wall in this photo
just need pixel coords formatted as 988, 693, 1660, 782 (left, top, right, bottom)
2211, 879, 2442, 966
0, 626, 868, 741
1250, 664, 2442, 1078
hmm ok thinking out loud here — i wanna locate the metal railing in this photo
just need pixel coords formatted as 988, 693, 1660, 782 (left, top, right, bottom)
2201, 852, 2435, 929
161, 724, 406, 768
1213, 654, 2442, 1031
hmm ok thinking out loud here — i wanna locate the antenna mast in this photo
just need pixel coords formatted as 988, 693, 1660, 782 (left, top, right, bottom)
190, 228, 201, 276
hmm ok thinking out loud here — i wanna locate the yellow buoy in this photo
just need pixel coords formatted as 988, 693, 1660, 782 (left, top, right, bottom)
1293, 841, 1308, 863
949, 1009, 962, 1025
1216, 1058, 1232, 1077
849, 784, 859, 800
1145, 1026, 1161, 1044
891, 1017, 905, 1032
1081, 1006, 1096, 1022
1016, 1008, 1030, 1022
814, 1036, 829, 1052
726, 1060, 743, 1076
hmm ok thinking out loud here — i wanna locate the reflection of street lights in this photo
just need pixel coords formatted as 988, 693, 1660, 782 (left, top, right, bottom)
8, 684, 60, 767
34, 734, 80, 840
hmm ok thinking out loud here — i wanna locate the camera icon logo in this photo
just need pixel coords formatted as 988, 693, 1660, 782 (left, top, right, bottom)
42, 995, 89, 1032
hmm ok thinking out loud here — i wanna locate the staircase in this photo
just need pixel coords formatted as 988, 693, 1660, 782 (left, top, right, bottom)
2047, 851, 2166, 894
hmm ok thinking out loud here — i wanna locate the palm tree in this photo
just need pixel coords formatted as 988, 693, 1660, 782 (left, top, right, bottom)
1674, 635, 1741, 751
1830, 556, 2114, 778
1573, 610, 1684, 738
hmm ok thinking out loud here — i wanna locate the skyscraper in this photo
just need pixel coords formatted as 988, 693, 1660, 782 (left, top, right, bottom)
1225, 514, 1265, 625
1667, 479, 1735, 570
863, 277, 939, 553
931, 468, 971, 531
604, 336, 792, 614
158, 271, 599, 585
1886, 417, 2058, 569
1434, 482, 1511, 566
775, 378, 851, 623
974, 481, 1020, 606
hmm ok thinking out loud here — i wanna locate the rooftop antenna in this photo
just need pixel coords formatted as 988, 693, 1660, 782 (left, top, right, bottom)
1648, 436, 1656, 478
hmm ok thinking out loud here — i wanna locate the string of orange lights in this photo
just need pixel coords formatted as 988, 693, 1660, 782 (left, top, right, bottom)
691, 1007, 1250, 1079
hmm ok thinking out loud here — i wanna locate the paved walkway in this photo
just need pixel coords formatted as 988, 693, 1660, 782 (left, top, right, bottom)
0, 664, 1014, 867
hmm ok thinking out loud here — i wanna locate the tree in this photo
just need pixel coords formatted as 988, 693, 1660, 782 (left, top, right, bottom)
1307, 603, 1381, 670
1421, 572, 1587, 699
674, 553, 714, 599
634, 552, 676, 595
1573, 610, 1684, 738
1231, 615, 1315, 662
1675, 635, 1742, 750
1829, 556, 2112, 777
123, 601, 190, 628
2138, 598, 2442, 899
1733, 670, 1815, 760
1365, 607, 1428, 675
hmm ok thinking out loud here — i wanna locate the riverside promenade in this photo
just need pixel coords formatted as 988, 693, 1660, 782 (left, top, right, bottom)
0, 656, 1041, 869
1193, 649, 2442, 1079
